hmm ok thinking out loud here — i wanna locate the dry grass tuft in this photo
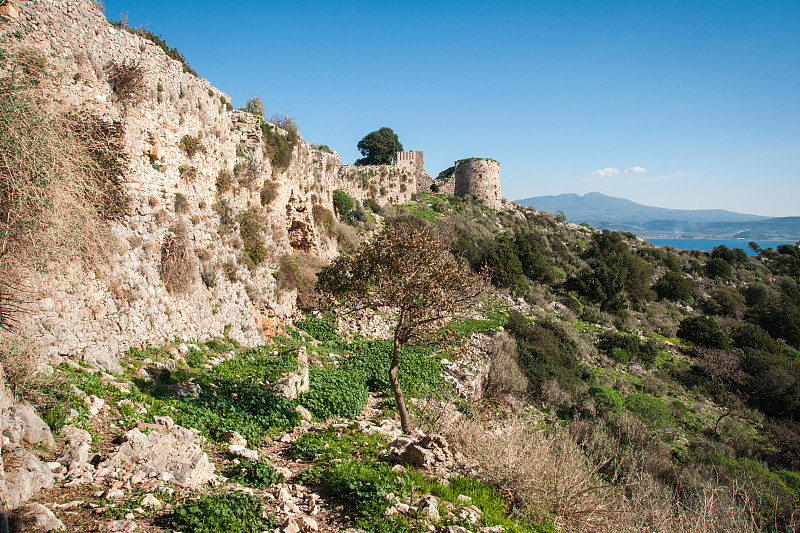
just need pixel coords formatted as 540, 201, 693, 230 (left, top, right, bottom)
0, 332, 73, 415
446, 415, 631, 533
160, 221, 196, 293
0, 51, 126, 266
105, 59, 148, 104
485, 331, 528, 398
13, 47, 47, 84
293, 252, 327, 310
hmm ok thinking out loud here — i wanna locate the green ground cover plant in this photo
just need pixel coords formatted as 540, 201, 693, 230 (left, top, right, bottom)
225, 458, 285, 488
157, 491, 274, 532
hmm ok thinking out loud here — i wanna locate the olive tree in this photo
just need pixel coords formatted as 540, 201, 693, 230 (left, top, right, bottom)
355, 127, 402, 166
316, 222, 490, 433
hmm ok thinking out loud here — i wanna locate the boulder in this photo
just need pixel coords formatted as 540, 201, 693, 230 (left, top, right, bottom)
3, 447, 54, 510
419, 495, 440, 522
0, 0, 20, 21
17, 503, 64, 532
99, 426, 215, 488
403, 444, 435, 468
11, 405, 56, 450
82, 345, 123, 374
62, 425, 92, 448
228, 445, 259, 461
220, 430, 247, 447
271, 347, 309, 399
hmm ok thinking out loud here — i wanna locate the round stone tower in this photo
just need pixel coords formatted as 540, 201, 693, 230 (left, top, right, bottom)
454, 158, 501, 209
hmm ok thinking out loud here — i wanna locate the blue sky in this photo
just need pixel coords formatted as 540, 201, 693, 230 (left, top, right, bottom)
104, 1, 799, 217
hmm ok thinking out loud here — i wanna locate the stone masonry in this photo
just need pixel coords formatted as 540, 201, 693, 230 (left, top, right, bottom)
1, 0, 503, 374
454, 158, 502, 209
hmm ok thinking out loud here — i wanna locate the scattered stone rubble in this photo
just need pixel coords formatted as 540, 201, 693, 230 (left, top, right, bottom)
98, 420, 216, 489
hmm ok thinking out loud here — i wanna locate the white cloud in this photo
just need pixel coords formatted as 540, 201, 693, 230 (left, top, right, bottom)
592, 167, 620, 177
625, 166, 647, 174
581, 170, 696, 185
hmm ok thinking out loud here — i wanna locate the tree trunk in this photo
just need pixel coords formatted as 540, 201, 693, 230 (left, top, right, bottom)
389, 335, 413, 434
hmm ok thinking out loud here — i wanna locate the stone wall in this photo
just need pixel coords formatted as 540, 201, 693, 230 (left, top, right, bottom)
336, 165, 418, 206
395, 150, 425, 176
0, 0, 504, 373
454, 158, 502, 209
1, 0, 345, 371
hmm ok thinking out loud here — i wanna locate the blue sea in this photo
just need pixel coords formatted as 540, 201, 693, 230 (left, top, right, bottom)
647, 238, 798, 256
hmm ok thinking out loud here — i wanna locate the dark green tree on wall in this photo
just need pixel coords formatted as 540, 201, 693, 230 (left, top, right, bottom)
355, 127, 403, 165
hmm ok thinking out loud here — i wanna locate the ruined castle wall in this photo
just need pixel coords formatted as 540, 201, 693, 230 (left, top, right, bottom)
337, 165, 418, 206
454, 158, 502, 209
395, 150, 425, 176
3, 0, 344, 370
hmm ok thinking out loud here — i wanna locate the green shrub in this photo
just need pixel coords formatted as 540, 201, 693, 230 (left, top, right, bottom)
296, 315, 337, 342
291, 428, 388, 465
506, 310, 582, 394
322, 461, 403, 518
302, 366, 369, 421
589, 385, 623, 413
158, 492, 274, 533
486, 235, 526, 290
332, 189, 353, 218
705, 257, 732, 280
275, 254, 302, 292
625, 393, 671, 428
242, 96, 264, 116
565, 230, 654, 312
654, 270, 693, 302
262, 121, 296, 170
300, 339, 444, 421
112, 22, 197, 76
216, 169, 234, 193
677, 315, 729, 349
180, 135, 205, 157
363, 198, 382, 214
225, 458, 285, 488
312, 204, 336, 237
174, 193, 187, 214
260, 181, 278, 206
598, 332, 659, 367
239, 209, 267, 268
730, 323, 780, 354
712, 455, 800, 530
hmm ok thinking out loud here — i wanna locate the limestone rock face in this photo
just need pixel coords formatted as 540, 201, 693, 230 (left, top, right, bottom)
82, 345, 124, 375
99, 426, 215, 488
2, 447, 55, 510
286, 193, 319, 253
0, 0, 20, 21
18, 503, 65, 532
11, 404, 56, 450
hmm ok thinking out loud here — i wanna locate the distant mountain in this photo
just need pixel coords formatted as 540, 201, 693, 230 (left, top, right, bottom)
514, 192, 800, 239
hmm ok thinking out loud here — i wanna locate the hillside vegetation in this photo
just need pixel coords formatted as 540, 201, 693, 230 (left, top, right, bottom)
4, 180, 800, 532
1, 8, 799, 532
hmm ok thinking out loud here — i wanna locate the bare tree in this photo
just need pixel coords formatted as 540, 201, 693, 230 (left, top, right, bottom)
316, 222, 489, 433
